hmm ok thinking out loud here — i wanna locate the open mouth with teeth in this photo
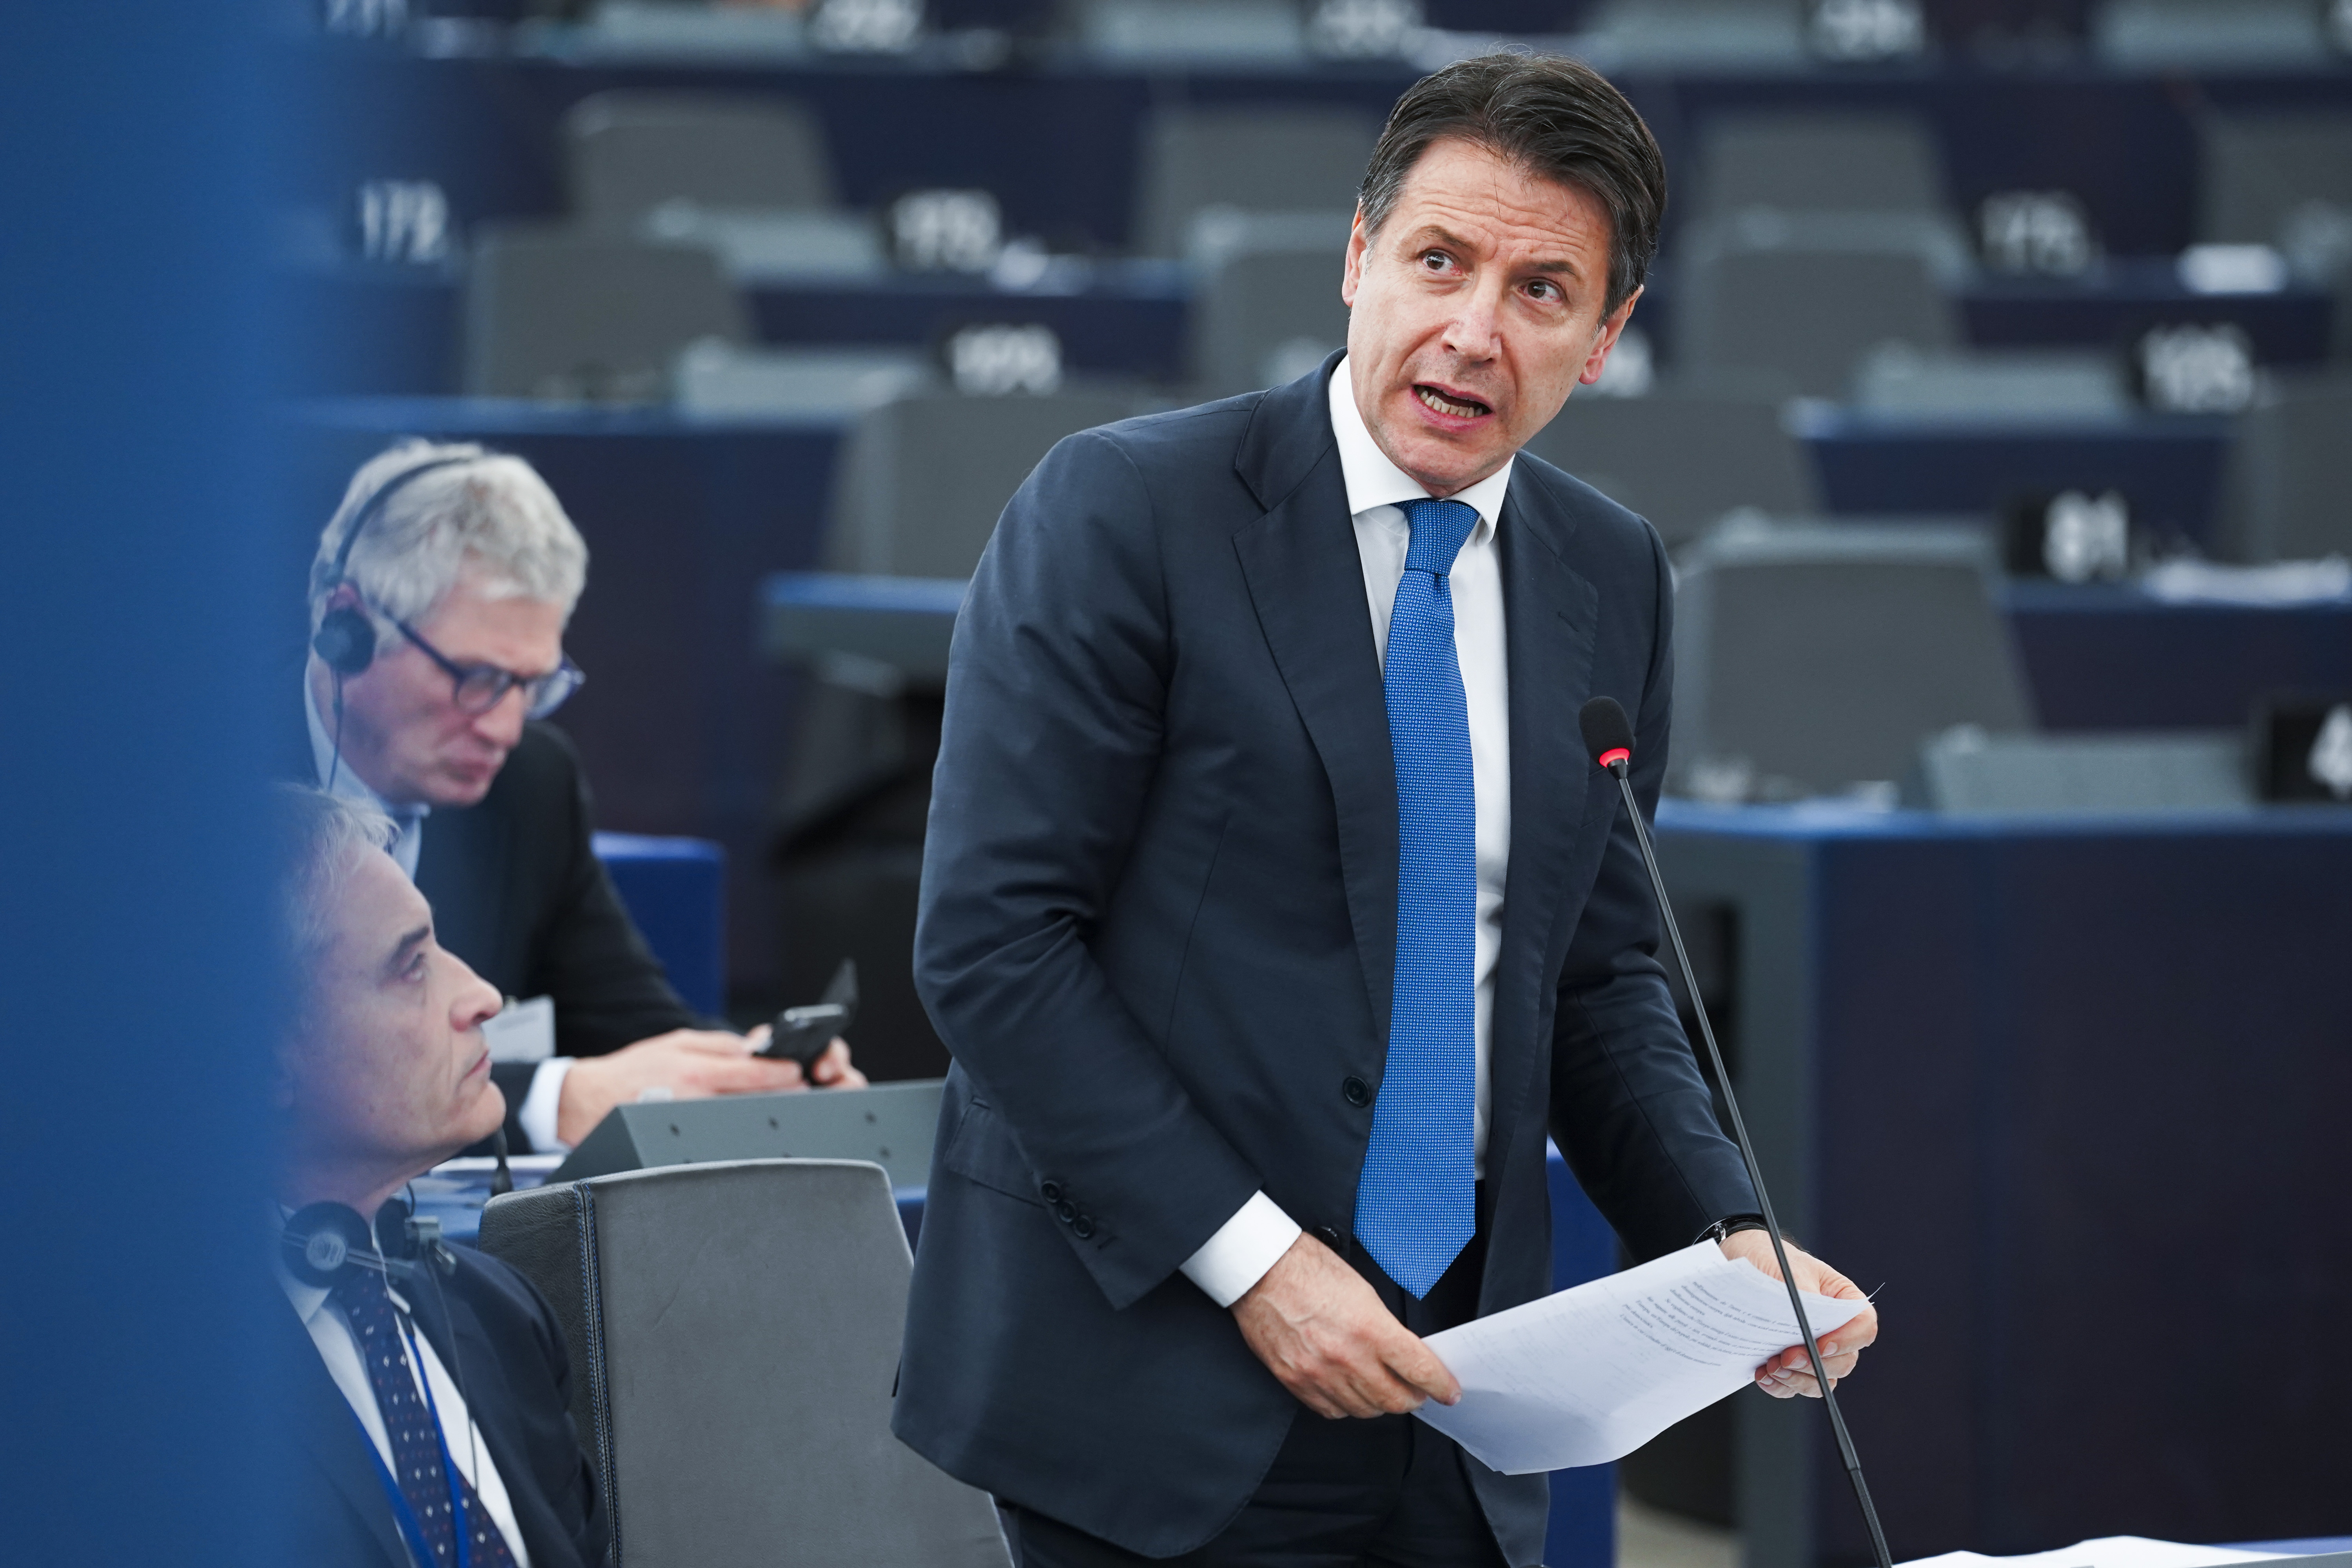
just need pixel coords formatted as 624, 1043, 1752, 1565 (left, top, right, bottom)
1415, 384, 1493, 419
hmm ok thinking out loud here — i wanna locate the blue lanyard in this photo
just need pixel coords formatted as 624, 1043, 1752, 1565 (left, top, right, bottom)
350, 1307, 475, 1568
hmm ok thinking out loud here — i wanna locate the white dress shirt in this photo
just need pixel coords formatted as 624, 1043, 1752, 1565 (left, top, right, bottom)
276, 1237, 534, 1566
1178, 358, 1515, 1308
305, 674, 579, 1153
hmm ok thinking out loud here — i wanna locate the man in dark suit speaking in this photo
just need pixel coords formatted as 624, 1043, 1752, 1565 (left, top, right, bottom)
896, 54, 1880, 1566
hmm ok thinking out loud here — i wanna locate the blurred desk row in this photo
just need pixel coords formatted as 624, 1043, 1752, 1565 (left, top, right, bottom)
292, 255, 2335, 399
288, 397, 2352, 989
292, 49, 2352, 261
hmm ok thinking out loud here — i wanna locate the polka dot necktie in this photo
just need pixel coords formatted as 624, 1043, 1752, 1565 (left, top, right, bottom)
336, 1268, 519, 1568
1353, 497, 1481, 1299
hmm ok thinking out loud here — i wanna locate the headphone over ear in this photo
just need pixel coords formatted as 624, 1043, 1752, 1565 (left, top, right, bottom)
280, 1196, 456, 1290
310, 454, 475, 679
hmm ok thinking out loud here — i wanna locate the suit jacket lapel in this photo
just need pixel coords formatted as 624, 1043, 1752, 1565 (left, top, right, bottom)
1230, 363, 1400, 1041
1485, 478, 1599, 1168
281, 1303, 412, 1568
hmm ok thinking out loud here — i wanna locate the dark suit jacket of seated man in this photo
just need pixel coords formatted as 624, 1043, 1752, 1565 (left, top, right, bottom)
895, 53, 1877, 1568
270, 785, 610, 1568
294, 439, 859, 1156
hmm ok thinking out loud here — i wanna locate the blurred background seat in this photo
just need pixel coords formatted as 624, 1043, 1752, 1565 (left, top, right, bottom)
1677, 212, 1969, 396
1670, 519, 2036, 798
2094, 0, 2334, 67
2218, 371, 2352, 564
1688, 111, 1951, 223
480, 1160, 1012, 1568
1521, 377, 1818, 550
563, 89, 839, 225
1131, 103, 1381, 259
463, 224, 748, 399
1184, 209, 1355, 398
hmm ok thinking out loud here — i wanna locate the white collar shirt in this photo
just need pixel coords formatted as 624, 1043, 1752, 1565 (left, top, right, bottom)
1176, 360, 1518, 1308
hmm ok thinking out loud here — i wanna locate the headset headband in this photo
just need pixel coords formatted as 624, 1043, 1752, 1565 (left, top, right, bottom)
321, 453, 475, 595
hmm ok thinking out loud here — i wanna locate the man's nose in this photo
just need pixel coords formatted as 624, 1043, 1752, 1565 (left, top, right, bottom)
470, 685, 530, 743
453, 961, 503, 1033
1440, 281, 1506, 360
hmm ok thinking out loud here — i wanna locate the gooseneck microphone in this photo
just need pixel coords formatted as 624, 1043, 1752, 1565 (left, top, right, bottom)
1578, 696, 1895, 1568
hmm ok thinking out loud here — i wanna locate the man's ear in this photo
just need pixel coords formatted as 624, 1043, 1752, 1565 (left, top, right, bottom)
1578, 286, 1644, 386
1341, 206, 1369, 309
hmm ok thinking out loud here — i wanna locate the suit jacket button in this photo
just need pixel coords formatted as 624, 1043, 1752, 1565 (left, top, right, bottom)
1071, 1216, 1096, 1240
1341, 1075, 1372, 1107
1054, 1200, 1077, 1223
1040, 1181, 1063, 1204
1313, 1225, 1343, 1250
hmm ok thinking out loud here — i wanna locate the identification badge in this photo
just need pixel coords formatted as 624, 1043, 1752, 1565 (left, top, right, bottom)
481, 995, 556, 1063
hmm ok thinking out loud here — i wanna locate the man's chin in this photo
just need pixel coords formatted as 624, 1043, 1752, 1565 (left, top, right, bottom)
427, 766, 501, 808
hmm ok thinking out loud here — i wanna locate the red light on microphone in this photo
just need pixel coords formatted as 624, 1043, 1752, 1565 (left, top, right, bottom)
1597, 747, 1631, 769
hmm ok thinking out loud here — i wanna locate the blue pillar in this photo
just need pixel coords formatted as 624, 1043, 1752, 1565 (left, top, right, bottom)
0, 3, 280, 1562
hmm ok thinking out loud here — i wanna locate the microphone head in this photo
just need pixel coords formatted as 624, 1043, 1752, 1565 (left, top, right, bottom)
1579, 697, 1635, 769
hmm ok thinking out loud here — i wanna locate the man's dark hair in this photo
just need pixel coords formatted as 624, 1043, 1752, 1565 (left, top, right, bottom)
1358, 52, 1667, 316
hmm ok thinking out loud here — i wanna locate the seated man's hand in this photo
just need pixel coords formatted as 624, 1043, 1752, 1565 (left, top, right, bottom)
1231, 1231, 1461, 1420
556, 1029, 813, 1147
802, 1036, 867, 1090
1719, 1229, 1879, 1399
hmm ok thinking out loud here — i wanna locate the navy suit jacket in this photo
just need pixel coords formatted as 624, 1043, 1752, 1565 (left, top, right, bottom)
283, 1243, 610, 1568
893, 358, 1757, 1563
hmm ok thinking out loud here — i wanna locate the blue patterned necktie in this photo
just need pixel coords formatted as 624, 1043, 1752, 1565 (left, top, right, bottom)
1354, 497, 1481, 1299
336, 1268, 519, 1568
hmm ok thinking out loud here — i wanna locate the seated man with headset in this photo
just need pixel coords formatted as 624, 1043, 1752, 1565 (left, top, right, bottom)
272, 784, 608, 1567
296, 439, 862, 1154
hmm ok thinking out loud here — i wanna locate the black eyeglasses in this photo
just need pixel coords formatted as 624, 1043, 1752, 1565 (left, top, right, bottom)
394, 618, 585, 720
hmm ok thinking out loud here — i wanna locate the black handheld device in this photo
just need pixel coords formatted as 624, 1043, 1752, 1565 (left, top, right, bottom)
760, 958, 859, 1070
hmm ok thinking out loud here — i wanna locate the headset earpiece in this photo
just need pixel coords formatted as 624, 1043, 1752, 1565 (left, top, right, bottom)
312, 603, 377, 677
281, 1202, 376, 1290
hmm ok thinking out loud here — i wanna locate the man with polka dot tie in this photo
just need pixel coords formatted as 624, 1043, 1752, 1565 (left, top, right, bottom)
270, 786, 609, 1568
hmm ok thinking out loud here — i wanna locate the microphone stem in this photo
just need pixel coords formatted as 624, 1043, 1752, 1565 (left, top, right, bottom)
1608, 762, 1895, 1568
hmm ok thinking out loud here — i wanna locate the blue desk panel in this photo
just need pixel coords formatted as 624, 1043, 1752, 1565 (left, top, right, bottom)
593, 831, 726, 1016
1651, 802, 2352, 1564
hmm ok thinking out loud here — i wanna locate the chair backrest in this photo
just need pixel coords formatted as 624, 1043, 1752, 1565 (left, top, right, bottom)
1131, 105, 1379, 257
1691, 111, 1949, 223
464, 225, 748, 400
1913, 726, 2252, 813
1190, 242, 1352, 398
477, 1159, 1011, 1568
2197, 111, 2352, 246
2220, 372, 2352, 563
1672, 520, 2034, 795
825, 388, 1143, 578
1678, 214, 1964, 396
1520, 377, 1817, 548
1577, 0, 1810, 69
2097, 0, 2331, 69
564, 90, 837, 224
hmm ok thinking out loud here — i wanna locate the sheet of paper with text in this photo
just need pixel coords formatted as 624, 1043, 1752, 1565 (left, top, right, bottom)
1414, 1240, 1871, 1475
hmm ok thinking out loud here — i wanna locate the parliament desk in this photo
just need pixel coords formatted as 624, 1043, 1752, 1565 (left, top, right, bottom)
1651, 800, 2352, 1566
420, 1144, 1624, 1568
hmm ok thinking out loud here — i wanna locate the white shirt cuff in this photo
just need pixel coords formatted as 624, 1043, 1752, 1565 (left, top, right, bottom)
516, 1056, 578, 1156
1178, 1191, 1303, 1308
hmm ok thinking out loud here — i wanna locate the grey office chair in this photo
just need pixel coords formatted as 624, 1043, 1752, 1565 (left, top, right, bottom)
1190, 241, 1352, 399
1671, 519, 2035, 797
1131, 104, 1380, 258
1677, 211, 1967, 397
2197, 110, 2352, 245
2218, 372, 2352, 563
463, 224, 748, 400
1521, 376, 1817, 549
1576, 0, 1810, 69
478, 1160, 1011, 1568
824, 387, 1145, 578
1076, 0, 1309, 64
1689, 111, 1950, 223
563, 90, 838, 225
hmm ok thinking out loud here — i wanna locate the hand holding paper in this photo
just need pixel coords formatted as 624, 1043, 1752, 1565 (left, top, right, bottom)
1412, 1241, 1872, 1474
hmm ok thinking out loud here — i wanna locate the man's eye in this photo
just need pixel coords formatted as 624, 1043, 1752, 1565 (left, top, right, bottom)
1528, 280, 1559, 301
1421, 250, 1452, 271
